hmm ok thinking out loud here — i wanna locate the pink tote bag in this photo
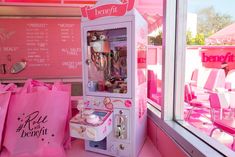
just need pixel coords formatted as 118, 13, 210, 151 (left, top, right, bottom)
1, 80, 70, 157
0, 83, 17, 151
52, 82, 72, 150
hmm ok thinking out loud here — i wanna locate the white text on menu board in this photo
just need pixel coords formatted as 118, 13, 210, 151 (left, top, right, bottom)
0, 27, 18, 59
62, 61, 82, 69
58, 23, 81, 56
58, 23, 82, 69
58, 24, 75, 42
26, 23, 50, 67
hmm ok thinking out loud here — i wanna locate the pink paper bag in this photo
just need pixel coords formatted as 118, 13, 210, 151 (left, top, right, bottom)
1, 80, 70, 157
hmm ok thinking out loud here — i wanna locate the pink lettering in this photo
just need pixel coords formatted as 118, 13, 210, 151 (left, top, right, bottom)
95, 6, 118, 17
209, 56, 214, 62
220, 55, 225, 62
202, 53, 208, 62
228, 55, 235, 62
201, 52, 235, 62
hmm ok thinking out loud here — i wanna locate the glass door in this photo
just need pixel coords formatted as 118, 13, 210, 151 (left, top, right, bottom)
83, 22, 132, 98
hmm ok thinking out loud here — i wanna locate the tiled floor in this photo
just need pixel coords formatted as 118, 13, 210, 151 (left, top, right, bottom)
66, 137, 162, 157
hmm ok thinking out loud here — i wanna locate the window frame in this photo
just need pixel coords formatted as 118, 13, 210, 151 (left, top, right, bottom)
161, 0, 176, 121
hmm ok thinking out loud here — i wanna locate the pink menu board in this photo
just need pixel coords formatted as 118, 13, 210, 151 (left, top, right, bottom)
0, 18, 82, 79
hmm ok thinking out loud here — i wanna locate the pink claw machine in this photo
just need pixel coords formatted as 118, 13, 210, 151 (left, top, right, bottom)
70, 0, 148, 156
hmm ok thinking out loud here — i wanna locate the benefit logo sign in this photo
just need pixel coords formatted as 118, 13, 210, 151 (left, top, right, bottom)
16, 111, 49, 138
201, 52, 234, 62
81, 0, 135, 20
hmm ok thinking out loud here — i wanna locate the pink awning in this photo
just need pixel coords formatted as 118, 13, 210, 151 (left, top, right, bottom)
142, 13, 162, 33
206, 23, 235, 45
135, 0, 163, 33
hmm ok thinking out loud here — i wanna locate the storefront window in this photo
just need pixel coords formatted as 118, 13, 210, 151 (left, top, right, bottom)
183, 0, 235, 152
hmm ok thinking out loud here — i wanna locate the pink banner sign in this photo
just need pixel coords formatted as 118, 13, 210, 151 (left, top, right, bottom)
81, 0, 135, 20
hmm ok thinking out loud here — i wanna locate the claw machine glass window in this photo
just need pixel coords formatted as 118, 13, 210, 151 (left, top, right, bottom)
84, 23, 131, 98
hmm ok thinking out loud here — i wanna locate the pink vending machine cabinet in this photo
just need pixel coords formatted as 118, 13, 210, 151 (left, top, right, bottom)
69, 0, 148, 156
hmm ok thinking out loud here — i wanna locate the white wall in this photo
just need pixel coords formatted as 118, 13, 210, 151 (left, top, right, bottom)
187, 13, 197, 37
185, 47, 202, 82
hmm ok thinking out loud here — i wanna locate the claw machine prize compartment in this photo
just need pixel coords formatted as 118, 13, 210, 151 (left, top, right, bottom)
70, 109, 113, 141
84, 22, 132, 99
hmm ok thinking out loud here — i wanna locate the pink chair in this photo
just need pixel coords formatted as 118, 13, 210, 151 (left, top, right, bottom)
209, 92, 235, 149
184, 84, 210, 120
190, 69, 198, 86
190, 68, 226, 100
204, 69, 225, 91
208, 92, 230, 120
225, 69, 235, 91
